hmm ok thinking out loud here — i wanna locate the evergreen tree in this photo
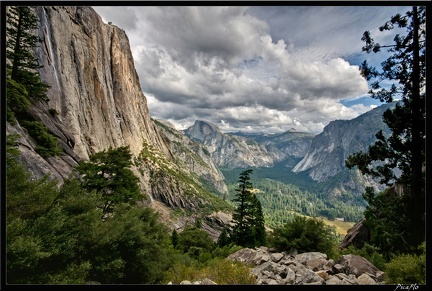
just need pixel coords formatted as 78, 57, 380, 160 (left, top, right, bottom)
249, 193, 266, 246
75, 146, 142, 215
6, 6, 49, 102
6, 6, 61, 157
362, 186, 409, 256
171, 229, 179, 248
6, 78, 30, 124
7, 138, 173, 284
345, 6, 425, 250
216, 227, 231, 247
230, 169, 266, 247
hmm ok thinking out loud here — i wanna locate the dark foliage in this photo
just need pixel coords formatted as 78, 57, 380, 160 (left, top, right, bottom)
345, 6, 425, 251
230, 169, 266, 247
75, 146, 142, 215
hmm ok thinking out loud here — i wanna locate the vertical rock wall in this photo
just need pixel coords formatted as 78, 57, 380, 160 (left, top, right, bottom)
7, 6, 173, 182
36, 6, 171, 160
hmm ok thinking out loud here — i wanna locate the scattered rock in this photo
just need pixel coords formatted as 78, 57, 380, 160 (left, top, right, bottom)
227, 247, 384, 285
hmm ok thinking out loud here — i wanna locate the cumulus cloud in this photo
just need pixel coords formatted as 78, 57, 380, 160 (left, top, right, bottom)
93, 5, 409, 134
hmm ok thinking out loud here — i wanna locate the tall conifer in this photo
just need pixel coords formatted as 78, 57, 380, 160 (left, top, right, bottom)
230, 169, 266, 247
6, 6, 49, 102
346, 6, 425, 250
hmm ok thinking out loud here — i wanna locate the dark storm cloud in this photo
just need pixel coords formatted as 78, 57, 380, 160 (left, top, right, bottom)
93, 5, 410, 134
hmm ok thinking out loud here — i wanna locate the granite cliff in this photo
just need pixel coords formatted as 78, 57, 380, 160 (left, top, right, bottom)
9, 6, 172, 181
6, 6, 231, 239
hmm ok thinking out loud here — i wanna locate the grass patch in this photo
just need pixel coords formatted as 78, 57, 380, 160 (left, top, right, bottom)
318, 216, 355, 236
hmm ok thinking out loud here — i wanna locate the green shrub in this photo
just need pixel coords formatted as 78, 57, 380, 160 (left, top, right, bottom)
203, 258, 256, 284
162, 256, 202, 284
21, 120, 62, 157
176, 226, 214, 260
48, 108, 58, 116
212, 244, 243, 259
163, 257, 256, 285
384, 242, 426, 284
6, 78, 30, 124
268, 215, 340, 259
6, 150, 174, 284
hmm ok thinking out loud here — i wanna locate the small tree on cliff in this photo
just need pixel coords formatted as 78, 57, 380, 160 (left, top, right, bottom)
230, 169, 266, 247
345, 6, 425, 251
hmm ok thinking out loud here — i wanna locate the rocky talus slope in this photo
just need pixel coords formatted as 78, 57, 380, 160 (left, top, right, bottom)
176, 247, 385, 285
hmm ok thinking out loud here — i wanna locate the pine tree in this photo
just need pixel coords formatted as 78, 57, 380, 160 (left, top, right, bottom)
230, 169, 266, 247
171, 229, 179, 248
75, 146, 142, 215
216, 227, 231, 247
6, 6, 49, 102
249, 193, 266, 246
345, 6, 425, 250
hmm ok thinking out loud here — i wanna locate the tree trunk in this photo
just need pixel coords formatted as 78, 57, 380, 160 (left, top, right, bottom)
408, 6, 425, 248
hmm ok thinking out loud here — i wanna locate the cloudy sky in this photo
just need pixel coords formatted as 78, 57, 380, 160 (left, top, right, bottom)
92, 5, 410, 134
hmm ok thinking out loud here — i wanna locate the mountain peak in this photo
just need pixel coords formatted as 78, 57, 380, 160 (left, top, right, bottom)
193, 120, 220, 133
184, 120, 222, 143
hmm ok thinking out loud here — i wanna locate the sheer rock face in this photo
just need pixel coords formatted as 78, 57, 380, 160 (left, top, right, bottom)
291, 103, 396, 197
292, 103, 395, 182
34, 6, 172, 168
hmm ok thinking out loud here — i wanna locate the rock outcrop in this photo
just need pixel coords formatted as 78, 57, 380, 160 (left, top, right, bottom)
7, 6, 172, 184
227, 247, 384, 285
339, 218, 370, 250
38, 6, 172, 158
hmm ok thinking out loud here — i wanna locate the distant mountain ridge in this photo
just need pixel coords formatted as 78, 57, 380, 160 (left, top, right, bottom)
183, 102, 395, 199
293, 102, 395, 182
184, 120, 274, 168
153, 119, 228, 194
229, 129, 315, 168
